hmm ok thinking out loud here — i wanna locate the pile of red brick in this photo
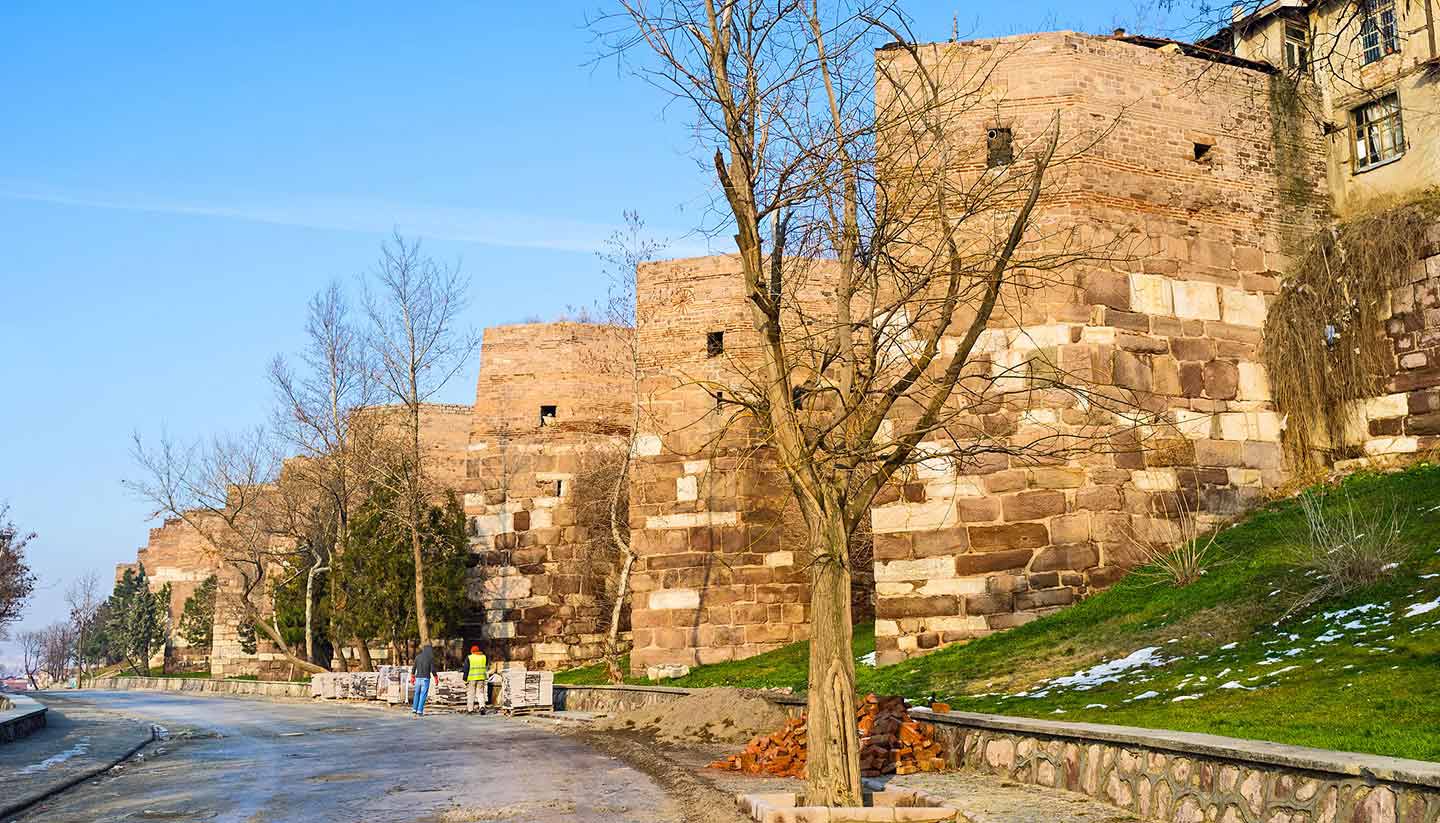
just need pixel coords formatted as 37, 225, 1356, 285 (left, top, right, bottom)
706, 694, 946, 778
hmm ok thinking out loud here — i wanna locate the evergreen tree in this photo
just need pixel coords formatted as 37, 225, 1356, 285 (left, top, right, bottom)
332, 487, 469, 660
106, 564, 171, 676
176, 574, 218, 650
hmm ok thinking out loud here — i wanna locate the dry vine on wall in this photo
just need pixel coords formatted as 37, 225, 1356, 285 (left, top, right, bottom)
1263, 195, 1438, 469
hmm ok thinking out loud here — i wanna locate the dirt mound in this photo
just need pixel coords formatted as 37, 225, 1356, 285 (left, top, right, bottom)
596, 688, 792, 745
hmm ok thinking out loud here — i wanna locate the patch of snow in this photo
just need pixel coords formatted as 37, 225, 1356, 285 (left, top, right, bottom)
1052, 709, 1066, 714
1315, 631, 1344, 643
1268, 589, 1281, 597
1217, 668, 1233, 678
1381, 563, 1400, 571
1322, 603, 1383, 622
1040, 647, 1171, 692
1172, 694, 1203, 702
21, 738, 91, 774
1084, 703, 1108, 709
1404, 598, 1440, 618
1127, 690, 1160, 702
1283, 648, 1305, 657
1219, 642, 1238, 650
1219, 681, 1252, 691
1266, 665, 1300, 677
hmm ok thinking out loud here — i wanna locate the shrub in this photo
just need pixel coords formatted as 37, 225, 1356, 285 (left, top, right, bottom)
1286, 487, 1407, 615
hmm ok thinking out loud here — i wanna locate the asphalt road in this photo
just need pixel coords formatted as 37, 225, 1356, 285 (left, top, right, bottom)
16, 691, 682, 823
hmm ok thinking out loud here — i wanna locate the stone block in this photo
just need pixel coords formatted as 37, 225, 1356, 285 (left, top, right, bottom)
1236, 362, 1271, 400
1083, 271, 1131, 310
876, 556, 957, 583
648, 588, 701, 610
968, 523, 1049, 551
1113, 351, 1153, 391
1130, 273, 1173, 316
1032, 543, 1099, 572
1002, 490, 1067, 521
871, 498, 957, 534
1221, 288, 1266, 326
1203, 360, 1239, 400
1173, 281, 1220, 321
955, 549, 1033, 575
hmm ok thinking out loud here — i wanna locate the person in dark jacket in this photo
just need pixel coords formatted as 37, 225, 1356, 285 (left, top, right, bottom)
410, 643, 436, 717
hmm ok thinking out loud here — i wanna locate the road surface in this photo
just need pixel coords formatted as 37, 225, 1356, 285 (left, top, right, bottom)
15, 690, 682, 823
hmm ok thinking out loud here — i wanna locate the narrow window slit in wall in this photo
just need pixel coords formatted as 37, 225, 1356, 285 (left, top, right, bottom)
1193, 141, 1214, 161
539, 404, 557, 426
707, 330, 725, 357
987, 127, 1014, 168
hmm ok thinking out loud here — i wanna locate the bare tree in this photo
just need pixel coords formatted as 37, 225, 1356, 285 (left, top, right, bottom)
603, 1, 1120, 804
18, 629, 43, 689
0, 503, 37, 640
362, 233, 478, 646
40, 621, 75, 684
593, 211, 667, 682
271, 282, 377, 666
128, 429, 328, 675
66, 572, 104, 686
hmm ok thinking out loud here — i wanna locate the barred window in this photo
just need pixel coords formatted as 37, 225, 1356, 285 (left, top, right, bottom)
1352, 94, 1404, 171
1360, 0, 1399, 64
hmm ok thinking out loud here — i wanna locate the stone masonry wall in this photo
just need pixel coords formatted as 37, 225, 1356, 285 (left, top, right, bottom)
628, 256, 820, 678
120, 516, 222, 672
463, 322, 633, 669
865, 32, 1330, 664
929, 719, 1440, 823
1341, 224, 1440, 461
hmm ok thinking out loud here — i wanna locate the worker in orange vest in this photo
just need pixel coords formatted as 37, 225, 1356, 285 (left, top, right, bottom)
462, 645, 488, 714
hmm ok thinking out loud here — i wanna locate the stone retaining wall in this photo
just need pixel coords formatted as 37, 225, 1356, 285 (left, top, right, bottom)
552, 684, 698, 714
923, 711, 1440, 823
0, 694, 48, 743
93, 676, 311, 699
552, 686, 1440, 823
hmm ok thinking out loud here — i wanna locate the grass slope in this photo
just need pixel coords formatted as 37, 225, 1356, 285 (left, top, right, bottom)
559, 466, 1440, 761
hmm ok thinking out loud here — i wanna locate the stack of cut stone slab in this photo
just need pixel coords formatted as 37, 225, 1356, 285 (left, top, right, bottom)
377, 665, 413, 704
309, 672, 381, 700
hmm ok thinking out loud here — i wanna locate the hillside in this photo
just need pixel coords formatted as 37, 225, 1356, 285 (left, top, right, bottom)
559, 465, 1440, 761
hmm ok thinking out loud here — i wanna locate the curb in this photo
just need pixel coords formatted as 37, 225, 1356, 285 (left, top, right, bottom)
0, 725, 157, 821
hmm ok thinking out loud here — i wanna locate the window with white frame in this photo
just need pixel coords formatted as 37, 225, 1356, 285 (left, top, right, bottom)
1360, 0, 1399, 64
1352, 93, 1404, 171
1284, 22, 1309, 70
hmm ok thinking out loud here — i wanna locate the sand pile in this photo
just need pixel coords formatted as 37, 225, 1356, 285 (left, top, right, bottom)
596, 688, 792, 745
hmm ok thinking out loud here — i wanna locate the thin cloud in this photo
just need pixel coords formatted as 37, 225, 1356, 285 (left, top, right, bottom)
0, 182, 713, 257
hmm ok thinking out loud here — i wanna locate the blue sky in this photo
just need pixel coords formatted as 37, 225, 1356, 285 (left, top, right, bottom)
0, 1, 1186, 661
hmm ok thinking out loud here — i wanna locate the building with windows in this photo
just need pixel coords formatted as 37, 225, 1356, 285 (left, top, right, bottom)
1203, 0, 1438, 213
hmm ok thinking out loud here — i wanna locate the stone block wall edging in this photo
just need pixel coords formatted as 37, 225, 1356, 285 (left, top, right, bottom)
92, 676, 311, 699
0, 693, 47, 744
553, 686, 1440, 823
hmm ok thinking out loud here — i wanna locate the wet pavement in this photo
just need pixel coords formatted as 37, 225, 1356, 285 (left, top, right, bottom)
8, 690, 681, 823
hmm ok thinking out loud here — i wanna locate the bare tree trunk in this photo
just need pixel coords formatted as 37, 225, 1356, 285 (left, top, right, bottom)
409, 392, 432, 647
605, 442, 635, 683
804, 509, 862, 807
356, 638, 374, 672
304, 554, 328, 664
605, 550, 635, 683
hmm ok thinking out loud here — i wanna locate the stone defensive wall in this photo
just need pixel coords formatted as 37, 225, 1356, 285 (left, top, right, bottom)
858, 31, 1331, 663
462, 321, 634, 670
553, 685, 1440, 823
627, 254, 837, 677
1341, 225, 1440, 459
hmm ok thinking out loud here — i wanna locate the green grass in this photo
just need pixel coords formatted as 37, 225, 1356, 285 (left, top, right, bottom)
561, 466, 1440, 761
